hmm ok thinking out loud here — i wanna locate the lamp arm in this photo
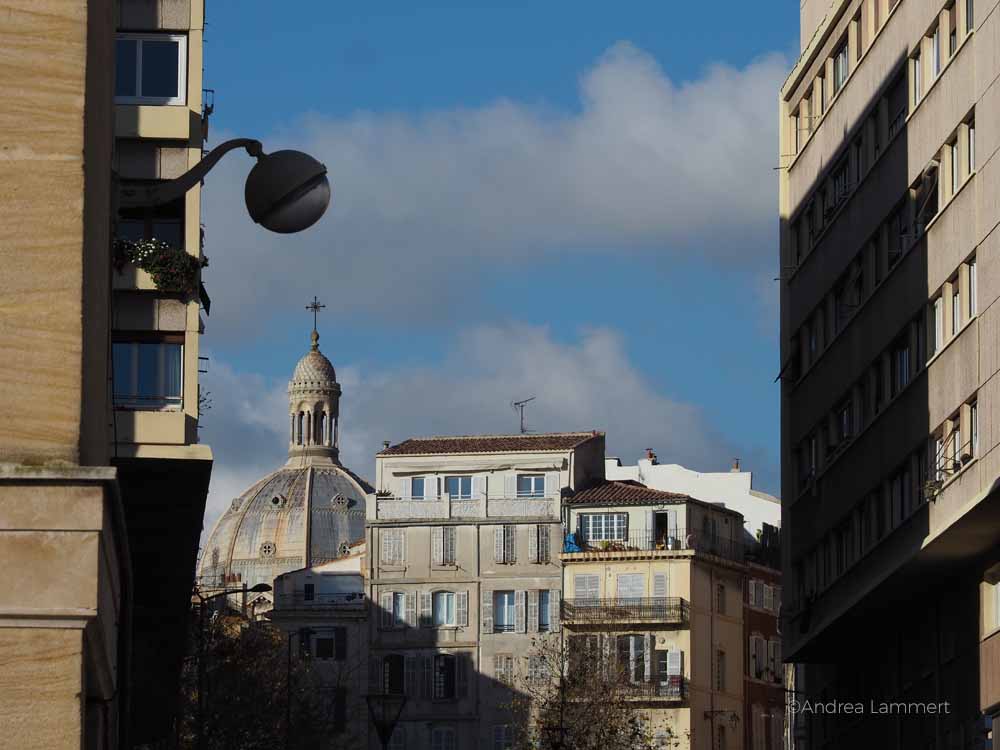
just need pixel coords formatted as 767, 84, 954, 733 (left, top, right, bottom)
118, 138, 264, 208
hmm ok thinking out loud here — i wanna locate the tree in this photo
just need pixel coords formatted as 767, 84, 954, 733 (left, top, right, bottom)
507, 634, 686, 750
168, 610, 362, 750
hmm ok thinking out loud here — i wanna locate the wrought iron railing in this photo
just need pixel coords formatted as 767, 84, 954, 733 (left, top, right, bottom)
620, 676, 687, 700
561, 597, 689, 625
563, 528, 744, 562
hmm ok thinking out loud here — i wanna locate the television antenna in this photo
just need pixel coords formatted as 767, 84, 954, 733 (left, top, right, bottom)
511, 396, 536, 435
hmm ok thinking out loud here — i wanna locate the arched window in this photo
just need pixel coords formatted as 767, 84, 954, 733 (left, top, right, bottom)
297, 412, 304, 445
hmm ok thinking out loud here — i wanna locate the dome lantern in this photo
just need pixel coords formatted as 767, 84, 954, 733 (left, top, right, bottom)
288, 297, 341, 461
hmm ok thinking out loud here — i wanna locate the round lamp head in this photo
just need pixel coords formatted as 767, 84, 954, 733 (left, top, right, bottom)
244, 149, 331, 234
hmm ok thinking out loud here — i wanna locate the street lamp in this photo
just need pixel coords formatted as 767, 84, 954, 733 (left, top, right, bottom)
194, 582, 272, 750
365, 693, 407, 750
119, 138, 330, 233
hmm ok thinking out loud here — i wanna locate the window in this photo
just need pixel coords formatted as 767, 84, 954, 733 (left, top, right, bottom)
715, 649, 726, 691
433, 526, 457, 566
967, 0, 974, 32
115, 34, 187, 104
617, 573, 645, 601
616, 634, 647, 682
952, 282, 962, 335
528, 655, 549, 682
113, 340, 182, 408
891, 337, 910, 395
494, 654, 514, 684
791, 110, 800, 153
431, 654, 460, 700
494, 591, 516, 632
409, 476, 426, 500
315, 628, 346, 661
391, 592, 406, 627
933, 27, 942, 76
951, 140, 960, 193
574, 573, 600, 601
717, 583, 726, 614
444, 475, 472, 499
933, 297, 944, 354
836, 399, 853, 443
832, 159, 850, 205
434, 592, 456, 626
971, 401, 979, 457
969, 119, 976, 171
118, 196, 185, 248
833, 41, 849, 93
382, 529, 405, 565
538, 590, 551, 631
912, 51, 922, 105
304, 583, 314, 602
430, 727, 456, 750
384, 654, 405, 694
516, 473, 545, 497
494, 525, 516, 564
969, 258, 978, 316
493, 725, 513, 750
579, 513, 627, 543
529, 524, 550, 564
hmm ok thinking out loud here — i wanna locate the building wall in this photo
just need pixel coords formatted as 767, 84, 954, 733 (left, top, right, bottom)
779, 0, 1000, 745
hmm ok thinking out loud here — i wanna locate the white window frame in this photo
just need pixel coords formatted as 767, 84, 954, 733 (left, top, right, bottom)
409, 476, 426, 500
580, 512, 627, 543
969, 259, 978, 317
444, 475, 472, 499
494, 590, 516, 632
516, 473, 545, 498
833, 41, 849, 93
912, 51, 922, 105
115, 33, 188, 105
434, 591, 456, 626
932, 27, 941, 77
391, 592, 406, 628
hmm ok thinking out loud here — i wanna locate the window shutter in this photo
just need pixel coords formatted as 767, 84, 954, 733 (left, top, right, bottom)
527, 590, 539, 633
749, 637, 758, 676
549, 524, 559, 559
444, 527, 456, 564
544, 471, 559, 497
432, 527, 444, 566
405, 592, 416, 627
653, 572, 668, 598
481, 589, 493, 634
419, 591, 432, 627
774, 585, 782, 615
527, 525, 538, 563
400, 529, 406, 563
667, 508, 679, 538
550, 588, 560, 632
504, 474, 516, 498
400, 476, 411, 500
646, 510, 655, 546
644, 634, 653, 681
457, 652, 469, 697
380, 593, 394, 628
456, 591, 468, 627
334, 627, 346, 660
494, 527, 505, 563
764, 584, 774, 611
404, 655, 417, 696
470, 475, 479, 500
515, 590, 526, 633
667, 649, 682, 676
421, 655, 433, 699
504, 525, 516, 563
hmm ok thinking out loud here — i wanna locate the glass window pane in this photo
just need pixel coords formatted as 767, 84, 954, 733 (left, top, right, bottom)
538, 590, 550, 628
140, 40, 180, 99
115, 39, 138, 97
162, 343, 182, 399
117, 219, 145, 242
112, 343, 134, 398
151, 220, 183, 248
411, 477, 424, 499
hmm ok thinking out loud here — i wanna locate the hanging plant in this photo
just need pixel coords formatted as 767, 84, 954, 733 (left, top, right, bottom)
114, 238, 208, 295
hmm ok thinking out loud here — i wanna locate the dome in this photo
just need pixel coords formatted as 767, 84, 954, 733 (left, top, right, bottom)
292, 349, 337, 386
199, 464, 371, 594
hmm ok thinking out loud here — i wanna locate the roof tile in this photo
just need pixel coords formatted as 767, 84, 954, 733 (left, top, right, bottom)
379, 431, 603, 456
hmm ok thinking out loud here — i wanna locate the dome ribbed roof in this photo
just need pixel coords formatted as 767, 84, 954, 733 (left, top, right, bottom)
292, 349, 337, 385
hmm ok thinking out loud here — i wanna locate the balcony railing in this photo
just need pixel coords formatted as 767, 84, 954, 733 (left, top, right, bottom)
562, 528, 744, 562
621, 676, 687, 701
562, 597, 689, 626
374, 493, 558, 521
274, 590, 367, 609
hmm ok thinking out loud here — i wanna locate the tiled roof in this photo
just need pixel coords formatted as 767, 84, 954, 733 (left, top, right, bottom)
565, 480, 690, 505
379, 431, 603, 456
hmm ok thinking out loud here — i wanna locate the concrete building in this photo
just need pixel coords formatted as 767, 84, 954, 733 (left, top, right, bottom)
560, 480, 748, 750
200, 325, 370, 615
367, 431, 605, 750
269, 546, 370, 747
779, 0, 1000, 746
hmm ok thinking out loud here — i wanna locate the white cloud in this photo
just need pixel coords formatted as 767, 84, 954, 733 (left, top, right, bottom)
201, 43, 786, 338
199, 323, 775, 536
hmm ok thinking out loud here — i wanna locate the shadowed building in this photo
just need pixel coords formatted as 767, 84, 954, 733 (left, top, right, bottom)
779, 0, 1000, 747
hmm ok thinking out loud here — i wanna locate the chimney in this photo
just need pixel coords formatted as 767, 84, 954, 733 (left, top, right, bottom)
645, 448, 658, 465
731, 457, 741, 472
382, 440, 390, 451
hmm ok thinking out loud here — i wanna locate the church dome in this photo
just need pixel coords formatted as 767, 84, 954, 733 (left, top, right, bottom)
199, 310, 368, 604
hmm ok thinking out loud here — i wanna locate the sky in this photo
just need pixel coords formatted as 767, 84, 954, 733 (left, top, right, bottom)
197, 1, 801, 531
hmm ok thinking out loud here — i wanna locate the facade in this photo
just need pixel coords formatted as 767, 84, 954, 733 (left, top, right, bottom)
605, 454, 784, 750
560, 480, 747, 750
269, 548, 370, 747
779, 0, 1000, 747
110, 1, 216, 740
367, 431, 606, 750
200, 327, 370, 615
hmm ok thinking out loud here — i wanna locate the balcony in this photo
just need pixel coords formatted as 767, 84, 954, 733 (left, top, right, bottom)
620, 676, 687, 701
561, 528, 744, 563
274, 590, 366, 610
561, 597, 689, 627
374, 493, 558, 521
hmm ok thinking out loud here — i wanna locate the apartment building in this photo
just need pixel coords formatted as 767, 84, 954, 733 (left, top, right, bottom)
367, 432, 605, 750
779, 0, 1000, 747
560, 480, 748, 750
269, 550, 370, 747
111, 1, 215, 742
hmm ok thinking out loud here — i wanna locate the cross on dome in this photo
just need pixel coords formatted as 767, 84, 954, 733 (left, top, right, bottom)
305, 295, 326, 351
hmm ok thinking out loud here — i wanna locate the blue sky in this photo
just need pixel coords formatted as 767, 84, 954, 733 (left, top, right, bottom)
197, 1, 800, 519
